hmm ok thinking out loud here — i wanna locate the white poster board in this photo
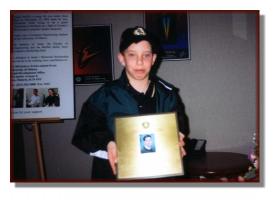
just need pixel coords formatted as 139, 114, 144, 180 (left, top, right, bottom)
12, 12, 74, 119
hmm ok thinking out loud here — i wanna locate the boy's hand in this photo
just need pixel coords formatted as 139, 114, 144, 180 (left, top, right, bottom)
107, 141, 117, 175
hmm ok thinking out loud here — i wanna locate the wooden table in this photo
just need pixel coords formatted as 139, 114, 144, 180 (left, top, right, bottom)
186, 152, 252, 179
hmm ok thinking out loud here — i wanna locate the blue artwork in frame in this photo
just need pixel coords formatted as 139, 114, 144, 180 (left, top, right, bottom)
145, 12, 190, 60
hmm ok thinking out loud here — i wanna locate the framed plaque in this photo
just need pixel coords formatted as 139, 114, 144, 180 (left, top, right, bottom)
115, 112, 184, 180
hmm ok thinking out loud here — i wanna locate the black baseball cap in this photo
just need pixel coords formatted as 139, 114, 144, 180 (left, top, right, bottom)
119, 26, 159, 53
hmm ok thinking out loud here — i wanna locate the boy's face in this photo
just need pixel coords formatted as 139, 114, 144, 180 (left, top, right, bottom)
118, 40, 157, 82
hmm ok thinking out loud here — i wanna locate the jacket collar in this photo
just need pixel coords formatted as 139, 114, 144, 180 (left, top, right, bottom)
118, 69, 155, 98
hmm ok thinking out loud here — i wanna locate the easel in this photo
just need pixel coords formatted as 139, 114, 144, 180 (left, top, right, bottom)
14, 118, 63, 181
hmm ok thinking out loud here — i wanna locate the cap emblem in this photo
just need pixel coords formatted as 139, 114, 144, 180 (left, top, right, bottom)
133, 27, 146, 36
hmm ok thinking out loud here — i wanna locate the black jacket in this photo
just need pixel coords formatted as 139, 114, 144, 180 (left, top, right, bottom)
72, 71, 189, 154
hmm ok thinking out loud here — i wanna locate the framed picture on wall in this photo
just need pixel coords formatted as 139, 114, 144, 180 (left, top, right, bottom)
73, 25, 114, 84
145, 12, 190, 60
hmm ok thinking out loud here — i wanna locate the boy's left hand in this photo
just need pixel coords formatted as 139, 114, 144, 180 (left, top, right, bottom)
179, 132, 186, 157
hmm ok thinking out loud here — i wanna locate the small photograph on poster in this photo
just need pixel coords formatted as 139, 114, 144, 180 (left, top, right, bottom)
43, 88, 60, 107
26, 88, 43, 108
145, 12, 190, 60
73, 25, 113, 84
12, 88, 24, 108
26, 88, 60, 108
140, 134, 156, 154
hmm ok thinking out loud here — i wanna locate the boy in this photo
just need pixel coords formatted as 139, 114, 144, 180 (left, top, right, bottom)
72, 26, 189, 179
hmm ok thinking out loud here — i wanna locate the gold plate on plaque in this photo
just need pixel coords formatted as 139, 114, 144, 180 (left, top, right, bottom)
115, 112, 184, 180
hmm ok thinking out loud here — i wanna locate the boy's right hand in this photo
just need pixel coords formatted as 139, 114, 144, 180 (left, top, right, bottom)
107, 141, 117, 175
